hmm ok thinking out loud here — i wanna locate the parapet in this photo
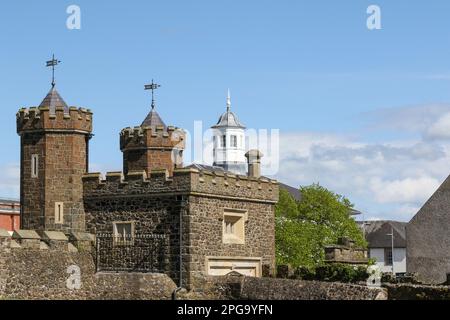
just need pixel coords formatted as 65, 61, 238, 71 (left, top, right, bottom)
17, 106, 93, 135
0, 229, 94, 252
82, 167, 279, 203
120, 125, 185, 151
324, 237, 368, 265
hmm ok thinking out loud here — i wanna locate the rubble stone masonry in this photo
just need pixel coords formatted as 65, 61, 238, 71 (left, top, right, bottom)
82, 168, 278, 289
17, 106, 92, 233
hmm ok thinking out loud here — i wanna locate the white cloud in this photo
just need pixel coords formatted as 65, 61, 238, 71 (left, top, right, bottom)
425, 112, 450, 140
273, 123, 450, 222
363, 103, 450, 134
369, 176, 440, 204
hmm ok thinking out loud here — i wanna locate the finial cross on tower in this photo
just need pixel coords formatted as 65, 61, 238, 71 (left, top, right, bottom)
46, 54, 61, 88
145, 80, 161, 110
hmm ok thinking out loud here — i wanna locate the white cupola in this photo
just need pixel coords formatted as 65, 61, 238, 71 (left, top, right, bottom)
211, 90, 247, 175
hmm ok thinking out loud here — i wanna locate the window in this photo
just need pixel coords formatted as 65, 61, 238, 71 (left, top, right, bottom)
384, 248, 393, 266
221, 135, 227, 148
55, 202, 64, 224
224, 217, 237, 235
231, 135, 237, 148
223, 210, 247, 245
31, 154, 39, 178
113, 221, 135, 245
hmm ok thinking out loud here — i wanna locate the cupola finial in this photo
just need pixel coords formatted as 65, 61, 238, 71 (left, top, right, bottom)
227, 89, 231, 112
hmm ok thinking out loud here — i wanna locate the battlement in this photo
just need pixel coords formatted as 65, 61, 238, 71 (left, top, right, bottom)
0, 228, 94, 252
17, 106, 93, 135
83, 168, 279, 203
120, 125, 185, 151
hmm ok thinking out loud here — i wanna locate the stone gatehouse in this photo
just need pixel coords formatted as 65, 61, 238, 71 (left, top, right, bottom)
14, 82, 279, 290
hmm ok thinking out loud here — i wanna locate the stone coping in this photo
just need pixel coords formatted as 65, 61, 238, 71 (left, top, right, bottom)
13, 230, 40, 240
18, 106, 92, 114
120, 125, 183, 135
5, 230, 95, 243
83, 168, 278, 185
324, 259, 369, 265
38, 231, 68, 241
324, 245, 366, 251
0, 228, 10, 237
69, 232, 95, 242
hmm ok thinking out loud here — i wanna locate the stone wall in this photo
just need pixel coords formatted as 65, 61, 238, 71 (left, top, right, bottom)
17, 106, 93, 233
0, 244, 176, 300
83, 184, 184, 284
82, 168, 278, 290
324, 237, 368, 265
186, 195, 276, 288
384, 283, 450, 300
120, 126, 185, 177
184, 274, 387, 300
239, 277, 386, 300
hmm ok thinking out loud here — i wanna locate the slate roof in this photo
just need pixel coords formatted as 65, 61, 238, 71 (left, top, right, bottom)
278, 183, 361, 216
0, 198, 20, 204
279, 183, 302, 201
39, 87, 69, 114
141, 109, 167, 129
360, 220, 407, 248
186, 163, 226, 173
211, 111, 246, 129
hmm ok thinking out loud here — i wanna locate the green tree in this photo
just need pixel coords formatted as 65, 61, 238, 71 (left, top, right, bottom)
275, 189, 298, 219
275, 217, 324, 267
275, 184, 366, 268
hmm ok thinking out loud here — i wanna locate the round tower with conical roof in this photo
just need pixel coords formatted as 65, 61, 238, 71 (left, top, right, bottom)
16, 86, 93, 233
211, 90, 247, 175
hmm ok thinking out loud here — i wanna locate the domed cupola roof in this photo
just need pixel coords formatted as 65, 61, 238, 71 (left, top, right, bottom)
211, 90, 246, 129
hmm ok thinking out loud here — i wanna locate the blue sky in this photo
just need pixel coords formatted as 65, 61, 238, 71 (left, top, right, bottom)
2, 1, 450, 221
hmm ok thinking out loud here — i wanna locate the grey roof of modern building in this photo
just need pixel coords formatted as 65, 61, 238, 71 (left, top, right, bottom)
278, 183, 361, 216
359, 220, 407, 248
39, 86, 69, 114
141, 109, 167, 129
279, 183, 302, 201
186, 163, 226, 173
0, 198, 20, 204
211, 111, 246, 129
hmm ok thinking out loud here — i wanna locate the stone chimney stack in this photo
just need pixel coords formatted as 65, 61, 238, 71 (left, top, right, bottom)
245, 149, 263, 178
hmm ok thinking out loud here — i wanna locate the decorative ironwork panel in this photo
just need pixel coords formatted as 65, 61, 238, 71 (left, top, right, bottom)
95, 233, 169, 273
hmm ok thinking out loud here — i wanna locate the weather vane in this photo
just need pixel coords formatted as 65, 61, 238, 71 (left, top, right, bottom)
145, 80, 161, 110
46, 54, 61, 88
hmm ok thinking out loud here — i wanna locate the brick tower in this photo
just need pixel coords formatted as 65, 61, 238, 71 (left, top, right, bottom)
120, 83, 185, 177
16, 86, 93, 233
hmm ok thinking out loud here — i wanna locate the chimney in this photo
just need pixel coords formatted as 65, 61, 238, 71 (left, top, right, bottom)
245, 149, 263, 178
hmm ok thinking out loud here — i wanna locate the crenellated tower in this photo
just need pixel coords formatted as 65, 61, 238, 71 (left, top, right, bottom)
120, 82, 185, 177
16, 86, 93, 233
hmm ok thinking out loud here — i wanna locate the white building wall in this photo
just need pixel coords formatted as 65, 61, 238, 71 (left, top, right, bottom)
369, 248, 407, 274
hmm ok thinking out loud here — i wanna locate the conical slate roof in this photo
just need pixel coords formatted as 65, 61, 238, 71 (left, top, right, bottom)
141, 109, 167, 129
39, 87, 69, 114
